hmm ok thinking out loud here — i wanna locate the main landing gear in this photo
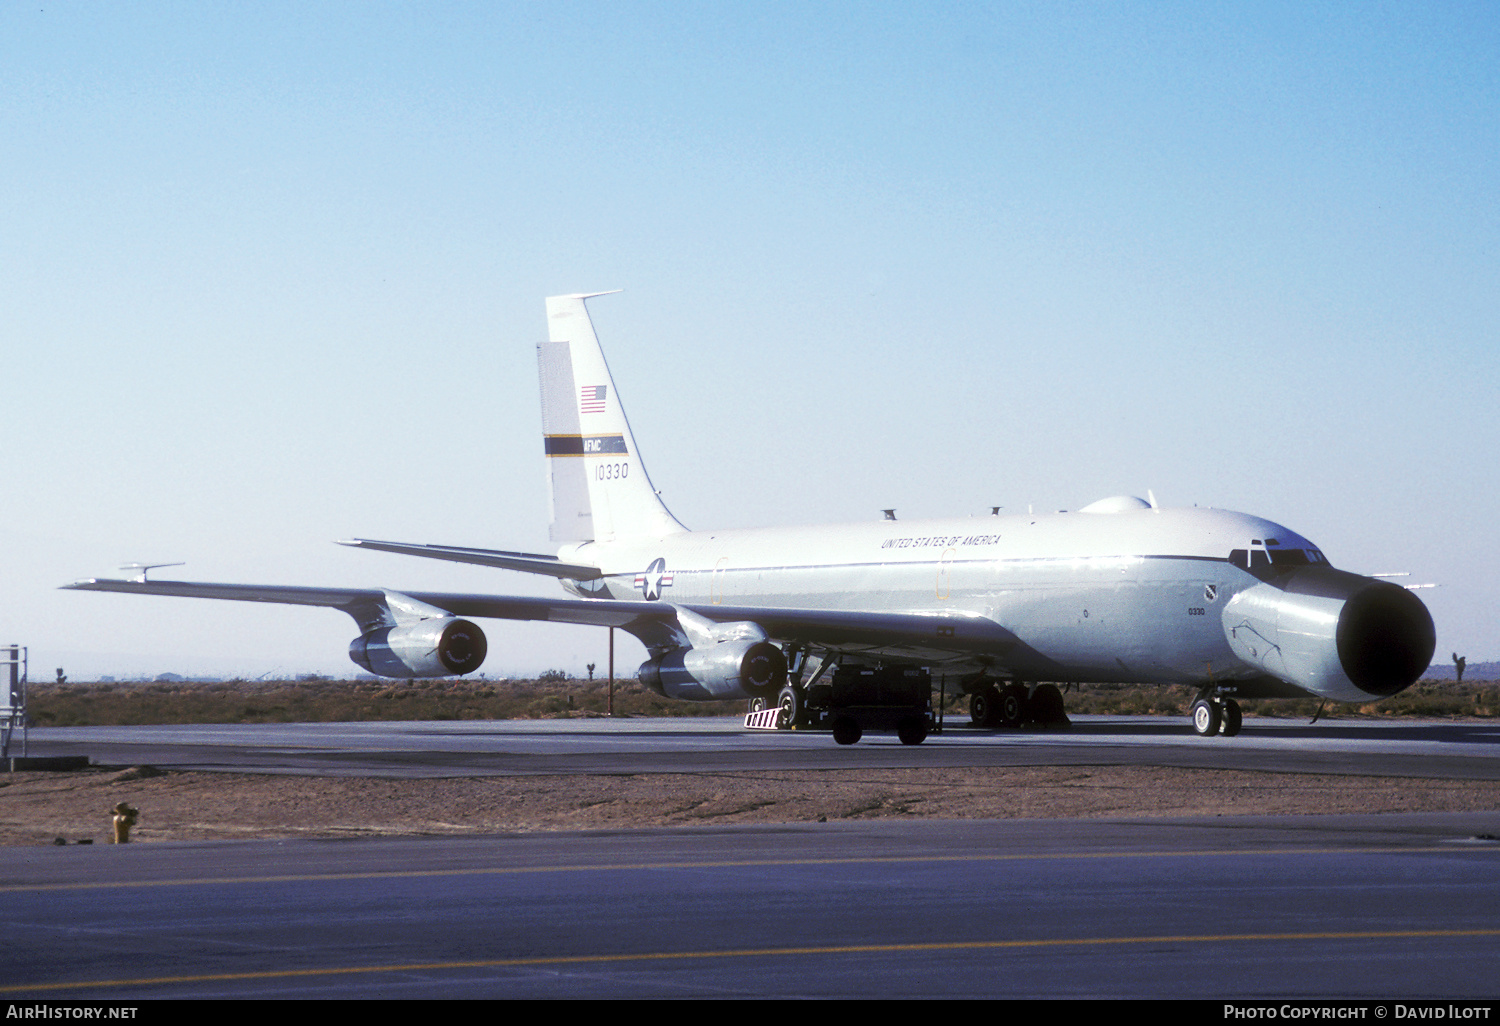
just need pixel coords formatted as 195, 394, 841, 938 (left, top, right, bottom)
968, 681, 1071, 730
1191, 694, 1242, 737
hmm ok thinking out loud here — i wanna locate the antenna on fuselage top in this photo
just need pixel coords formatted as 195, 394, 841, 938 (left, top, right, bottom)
882, 509, 897, 521
119, 563, 184, 583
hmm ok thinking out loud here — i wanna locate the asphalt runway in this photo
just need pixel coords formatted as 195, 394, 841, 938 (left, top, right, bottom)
7, 715, 1500, 999
3, 815, 1499, 999
22, 713, 1500, 778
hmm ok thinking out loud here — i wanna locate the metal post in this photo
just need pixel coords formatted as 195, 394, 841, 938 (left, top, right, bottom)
1, 646, 11, 761
607, 627, 615, 716
2, 646, 26, 761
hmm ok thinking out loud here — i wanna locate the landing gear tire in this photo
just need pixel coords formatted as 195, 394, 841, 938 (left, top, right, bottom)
832, 716, 863, 745
970, 687, 1001, 728
897, 717, 929, 746
778, 687, 804, 730
999, 683, 1029, 728
1030, 684, 1069, 727
748, 696, 767, 713
1219, 699, 1242, 737
1192, 698, 1221, 737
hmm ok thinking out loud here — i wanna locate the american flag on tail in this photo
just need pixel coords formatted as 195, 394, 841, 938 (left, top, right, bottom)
580, 385, 607, 414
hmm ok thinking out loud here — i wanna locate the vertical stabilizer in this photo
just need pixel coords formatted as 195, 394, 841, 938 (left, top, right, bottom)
538, 293, 687, 542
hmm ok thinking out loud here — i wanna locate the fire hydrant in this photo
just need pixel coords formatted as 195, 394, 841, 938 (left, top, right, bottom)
111, 803, 139, 844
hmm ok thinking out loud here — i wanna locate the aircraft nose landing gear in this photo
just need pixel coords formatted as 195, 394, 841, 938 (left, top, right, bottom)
1191, 695, 1242, 737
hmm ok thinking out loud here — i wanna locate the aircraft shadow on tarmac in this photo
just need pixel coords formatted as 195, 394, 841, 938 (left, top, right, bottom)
928, 719, 1498, 744
398, 717, 1498, 746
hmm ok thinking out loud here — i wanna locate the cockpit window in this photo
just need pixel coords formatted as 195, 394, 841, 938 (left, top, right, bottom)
1230, 546, 1331, 577
1228, 548, 1272, 569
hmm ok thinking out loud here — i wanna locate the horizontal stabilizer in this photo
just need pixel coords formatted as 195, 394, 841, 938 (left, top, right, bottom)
338, 539, 603, 580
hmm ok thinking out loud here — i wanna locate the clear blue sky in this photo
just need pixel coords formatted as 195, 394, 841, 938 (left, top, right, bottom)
3, 2, 1495, 679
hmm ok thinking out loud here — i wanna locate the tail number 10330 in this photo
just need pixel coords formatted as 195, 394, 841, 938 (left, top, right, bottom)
596, 462, 629, 481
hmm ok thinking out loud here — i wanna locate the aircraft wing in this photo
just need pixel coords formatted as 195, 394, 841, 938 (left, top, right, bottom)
62, 578, 675, 641
336, 539, 603, 580
690, 603, 1020, 661
62, 577, 1022, 665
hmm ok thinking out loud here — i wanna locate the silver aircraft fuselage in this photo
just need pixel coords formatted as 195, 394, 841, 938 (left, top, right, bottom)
559, 503, 1429, 703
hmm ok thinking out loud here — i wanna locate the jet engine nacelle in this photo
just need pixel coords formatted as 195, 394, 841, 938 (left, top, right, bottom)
1222, 567, 1434, 703
638, 639, 787, 701
349, 617, 488, 678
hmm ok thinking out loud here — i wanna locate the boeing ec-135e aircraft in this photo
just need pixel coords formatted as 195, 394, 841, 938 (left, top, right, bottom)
66, 293, 1436, 744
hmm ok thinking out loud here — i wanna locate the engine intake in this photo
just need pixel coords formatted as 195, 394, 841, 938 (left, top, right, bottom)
639, 639, 786, 701
349, 617, 487, 678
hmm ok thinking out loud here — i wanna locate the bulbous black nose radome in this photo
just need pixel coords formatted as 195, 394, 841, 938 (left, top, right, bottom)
1333, 583, 1436, 697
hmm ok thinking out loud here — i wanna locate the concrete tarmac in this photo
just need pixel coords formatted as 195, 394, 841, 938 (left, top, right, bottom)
6, 714, 1500, 999
22, 713, 1500, 778
2, 814, 1498, 999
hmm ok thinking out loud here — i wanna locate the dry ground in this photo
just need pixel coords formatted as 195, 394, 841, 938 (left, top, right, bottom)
5, 763, 1500, 846
25, 676, 1500, 727
10, 679, 1498, 847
